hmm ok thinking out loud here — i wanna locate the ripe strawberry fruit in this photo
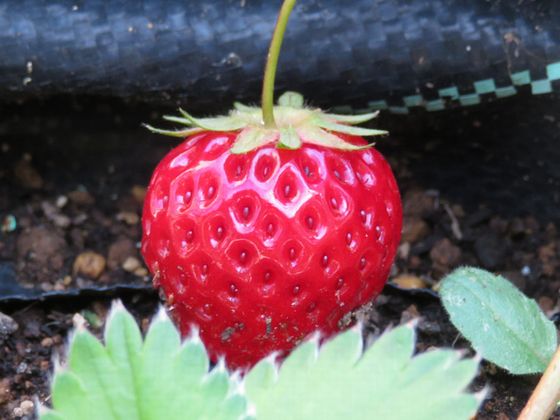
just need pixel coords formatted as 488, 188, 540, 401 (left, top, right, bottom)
142, 92, 402, 370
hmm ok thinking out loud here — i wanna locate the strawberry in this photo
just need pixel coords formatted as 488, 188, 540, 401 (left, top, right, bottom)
141, 0, 401, 370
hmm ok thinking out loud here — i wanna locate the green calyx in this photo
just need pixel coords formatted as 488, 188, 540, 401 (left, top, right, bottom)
144, 92, 388, 154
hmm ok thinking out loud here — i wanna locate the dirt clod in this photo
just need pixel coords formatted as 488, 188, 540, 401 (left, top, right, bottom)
107, 237, 137, 270
14, 156, 43, 189
16, 226, 67, 273
402, 216, 430, 243
0, 379, 10, 405
68, 189, 95, 206
430, 238, 461, 270
73, 252, 106, 279
402, 190, 436, 217
474, 233, 508, 269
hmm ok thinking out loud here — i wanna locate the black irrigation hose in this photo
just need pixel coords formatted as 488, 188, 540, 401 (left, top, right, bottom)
2, 0, 560, 112
0, 261, 438, 304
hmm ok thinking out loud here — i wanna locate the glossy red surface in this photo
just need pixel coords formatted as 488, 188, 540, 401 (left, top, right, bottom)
141, 131, 402, 370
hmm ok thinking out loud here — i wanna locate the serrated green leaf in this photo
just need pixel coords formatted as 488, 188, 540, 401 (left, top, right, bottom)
245, 325, 481, 420
322, 111, 380, 125
315, 118, 388, 137
67, 329, 124, 419
278, 126, 302, 149
440, 267, 558, 374
104, 302, 143, 418
178, 109, 247, 131
50, 371, 90, 420
39, 412, 65, 420
277, 91, 304, 108
41, 302, 248, 420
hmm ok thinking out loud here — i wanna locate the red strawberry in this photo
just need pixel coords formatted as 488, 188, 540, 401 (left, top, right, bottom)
141, 93, 402, 370
142, 0, 401, 370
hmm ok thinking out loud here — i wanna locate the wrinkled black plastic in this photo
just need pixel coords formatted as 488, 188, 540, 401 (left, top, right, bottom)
1, 0, 559, 109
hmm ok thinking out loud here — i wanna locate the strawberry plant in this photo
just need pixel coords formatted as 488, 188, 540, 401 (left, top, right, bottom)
39, 301, 482, 420
141, 0, 401, 370
440, 267, 560, 419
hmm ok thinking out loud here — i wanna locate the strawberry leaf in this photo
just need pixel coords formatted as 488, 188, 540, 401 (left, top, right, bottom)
244, 324, 482, 420
440, 267, 558, 374
41, 301, 248, 420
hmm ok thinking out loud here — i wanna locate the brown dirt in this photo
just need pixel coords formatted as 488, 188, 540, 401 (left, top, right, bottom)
1, 94, 560, 419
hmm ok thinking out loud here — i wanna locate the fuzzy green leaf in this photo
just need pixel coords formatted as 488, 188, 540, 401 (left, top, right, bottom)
322, 111, 380, 125
440, 267, 558, 374
245, 325, 482, 420
39, 413, 65, 420
41, 302, 247, 420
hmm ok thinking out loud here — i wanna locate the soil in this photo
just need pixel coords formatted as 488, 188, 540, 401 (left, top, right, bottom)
1, 92, 560, 419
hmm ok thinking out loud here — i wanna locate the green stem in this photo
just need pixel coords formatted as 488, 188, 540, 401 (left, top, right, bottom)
261, 0, 297, 128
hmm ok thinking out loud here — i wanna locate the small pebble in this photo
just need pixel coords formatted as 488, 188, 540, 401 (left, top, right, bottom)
0, 379, 10, 405
117, 211, 139, 225
400, 304, 420, 324
108, 237, 136, 270
430, 238, 461, 268
41, 337, 53, 347
13, 400, 34, 417
402, 190, 436, 217
538, 296, 555, 314
1, 215, 17, 232
131, 185, 147, 203
73, 252, 106, 279
16, 362, 28, 374
68, 189, 95, 205
392, 274, 427, 290
122, 256, 141, 272
72, 313, 87, 329
474, 233, 507, 269
55, 195, 68, 208
14, 156, 43, 189
134, 267, 148, 277
0, 312, 18, 337
401, 216, 430, 243
41, 201, 71, 228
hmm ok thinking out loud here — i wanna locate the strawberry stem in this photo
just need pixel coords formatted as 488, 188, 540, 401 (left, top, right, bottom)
261, 0, 297, 129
